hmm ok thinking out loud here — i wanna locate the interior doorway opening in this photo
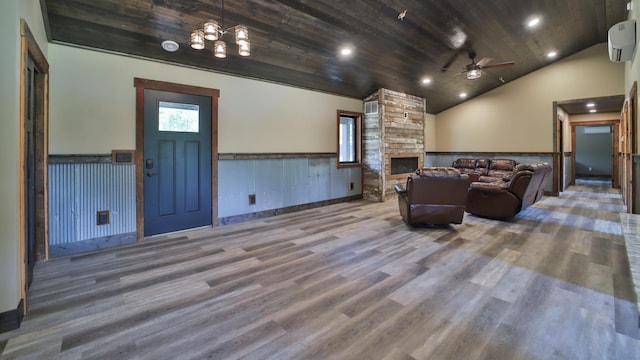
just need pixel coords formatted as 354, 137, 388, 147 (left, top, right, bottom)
554, 95, 624, 193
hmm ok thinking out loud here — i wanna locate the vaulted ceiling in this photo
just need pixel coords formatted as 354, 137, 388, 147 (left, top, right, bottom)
41, 0, 629, 113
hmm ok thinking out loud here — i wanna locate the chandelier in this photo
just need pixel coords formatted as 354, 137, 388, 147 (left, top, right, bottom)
190, 0, 250, 58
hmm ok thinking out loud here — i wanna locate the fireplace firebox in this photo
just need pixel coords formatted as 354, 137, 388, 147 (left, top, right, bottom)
388, 153, 422, 179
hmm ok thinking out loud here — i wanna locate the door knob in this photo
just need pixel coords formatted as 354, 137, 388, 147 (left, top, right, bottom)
146, 172, 158, 177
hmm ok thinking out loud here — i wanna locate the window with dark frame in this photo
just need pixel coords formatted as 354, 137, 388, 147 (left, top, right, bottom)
337, 110, 363, 168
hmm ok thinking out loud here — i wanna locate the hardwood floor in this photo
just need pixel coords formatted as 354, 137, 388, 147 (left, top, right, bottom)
1, 181, 639, 359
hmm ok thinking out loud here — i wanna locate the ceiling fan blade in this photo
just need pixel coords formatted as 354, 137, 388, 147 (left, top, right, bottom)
481, 61, 515, 69
476, 57, 493, 67
441, 50, 462, 72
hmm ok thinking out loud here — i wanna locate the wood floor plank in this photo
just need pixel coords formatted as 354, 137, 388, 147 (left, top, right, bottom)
470, 248, 521, 288
1, 179, 639, 359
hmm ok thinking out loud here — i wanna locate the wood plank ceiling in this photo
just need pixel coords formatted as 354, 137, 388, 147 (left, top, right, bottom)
41, 0, 629, 113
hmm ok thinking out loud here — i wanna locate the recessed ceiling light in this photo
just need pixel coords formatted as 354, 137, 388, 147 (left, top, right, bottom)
340, 47, 353, 56
161, 40, 179, 52
586, 103, 595, 107
459, 92, 467, 98
527, 17, 541, 28
547, 51, 557, 58
421, 77, 432, 85
589, 109, 597, 113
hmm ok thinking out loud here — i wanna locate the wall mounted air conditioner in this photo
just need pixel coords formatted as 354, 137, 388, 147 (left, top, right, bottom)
608, 20, 636, 62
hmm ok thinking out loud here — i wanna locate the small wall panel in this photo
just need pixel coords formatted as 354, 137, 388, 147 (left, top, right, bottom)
48, 163, 136, 245
218, 156, 361, 218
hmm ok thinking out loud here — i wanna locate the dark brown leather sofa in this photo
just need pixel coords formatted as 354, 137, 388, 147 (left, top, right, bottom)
394, 167, 470, 225
465, 162, 552, 219
452, 158, 517, 182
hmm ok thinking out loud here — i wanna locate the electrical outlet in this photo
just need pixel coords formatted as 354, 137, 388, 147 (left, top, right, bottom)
248, 194, 256, 205
97, 210, 110, 225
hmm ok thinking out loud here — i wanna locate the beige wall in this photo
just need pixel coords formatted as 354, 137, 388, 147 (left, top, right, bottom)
0, 0, 20, 315
434, 44, 625, 152
0, 0, 48, 314
424, 113, 436, 151
48, 45, 363, 154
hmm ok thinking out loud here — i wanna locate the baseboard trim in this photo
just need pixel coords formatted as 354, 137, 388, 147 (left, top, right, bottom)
219, 195, 363, 225
0, 299, 24, 334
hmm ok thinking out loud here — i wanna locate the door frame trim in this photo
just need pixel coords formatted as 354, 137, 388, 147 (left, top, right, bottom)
569, 119, 620, 187
133, 78, 220, 241
19, 19, 50, 313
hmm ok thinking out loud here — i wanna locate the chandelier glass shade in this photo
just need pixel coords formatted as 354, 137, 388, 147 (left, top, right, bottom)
214, 40, 227, 58
203, 20, 221, 41
190, 1, 250, 57
190, 30, 205, 50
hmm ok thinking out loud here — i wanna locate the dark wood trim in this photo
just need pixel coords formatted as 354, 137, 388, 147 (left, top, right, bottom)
552, 153, 561, 196
134, 78, 220, 241
211, 95, 219, 224
135, 86, 144, 241
630, 82, 637, 214
571, 119, 620, 126
336, 110, 364, 169
634, 155, 638, 215
0, 300, 24, 334
631, 82, 638, 155
219, 152, 337, 160
49, 154, 112, 164
552, 104, 562, 194
19, 19, 50, 315
612, 122, 620, 189
556, 111, 565, 193
20, 20, 48, 73
570, 124, 576, 186
133, 78, 220, 99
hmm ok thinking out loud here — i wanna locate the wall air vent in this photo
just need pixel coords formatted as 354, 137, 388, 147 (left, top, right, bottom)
365, 101, 379, 115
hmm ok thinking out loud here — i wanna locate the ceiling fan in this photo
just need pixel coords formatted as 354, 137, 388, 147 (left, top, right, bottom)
442, 51, 515, 80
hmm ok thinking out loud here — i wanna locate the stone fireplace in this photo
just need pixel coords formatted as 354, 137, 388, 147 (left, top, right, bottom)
363, 89, 425, 201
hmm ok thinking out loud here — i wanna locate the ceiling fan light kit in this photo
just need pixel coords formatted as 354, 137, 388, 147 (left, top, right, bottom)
466, 69, 482, 80
189, 0, 250, 58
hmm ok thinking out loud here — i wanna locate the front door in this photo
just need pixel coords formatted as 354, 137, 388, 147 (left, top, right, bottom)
143, 90, 212, 236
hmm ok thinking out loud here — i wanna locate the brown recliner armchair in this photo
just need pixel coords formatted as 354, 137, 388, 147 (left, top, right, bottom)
394, 167, 470, 225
